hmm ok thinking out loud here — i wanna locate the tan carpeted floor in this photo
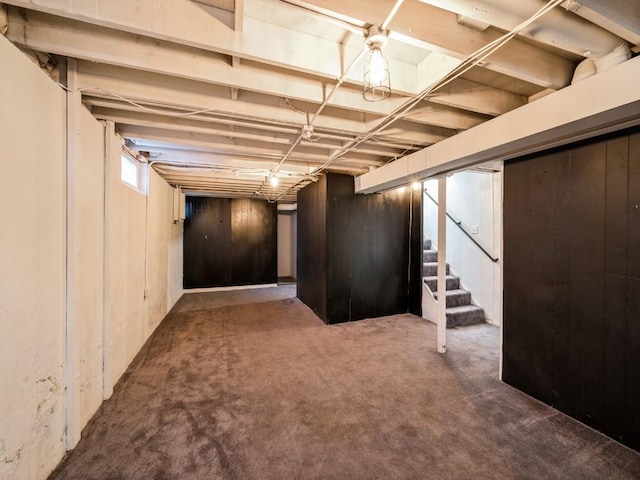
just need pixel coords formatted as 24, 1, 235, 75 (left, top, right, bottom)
49, 285, 640, 479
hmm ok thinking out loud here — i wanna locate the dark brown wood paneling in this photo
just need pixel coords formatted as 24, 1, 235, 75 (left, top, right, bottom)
601, 136, 629, 440
349, 190, 410, 322
567, 142, 606, 427
408, 186, 423, 317
297, 175, 328, 321
230, 198, 277, 286
325, 173, 353, 323
503, 157, 536, 397
297, 173, 418, 324
183, 197, 277, 289
626, 131, 640, 449
550, 149, 573, 415
183, 196, 232, 288
504, 126, 640, 452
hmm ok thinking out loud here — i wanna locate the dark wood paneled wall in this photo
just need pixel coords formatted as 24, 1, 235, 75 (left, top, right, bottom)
183, 197, 277, 289
408, 186, 423, 316
503, 127, 640, 451
297, 176, 328, 320
298, 173, 422, 324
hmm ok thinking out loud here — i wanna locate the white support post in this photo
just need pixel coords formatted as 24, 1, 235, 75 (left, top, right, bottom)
65, 57, 82, 449
437, 176, 447, 353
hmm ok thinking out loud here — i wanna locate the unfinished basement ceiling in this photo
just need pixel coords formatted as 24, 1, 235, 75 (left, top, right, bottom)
2, 0, 638, 203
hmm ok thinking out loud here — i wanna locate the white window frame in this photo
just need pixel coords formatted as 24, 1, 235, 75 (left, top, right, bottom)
120, 152, 147, 193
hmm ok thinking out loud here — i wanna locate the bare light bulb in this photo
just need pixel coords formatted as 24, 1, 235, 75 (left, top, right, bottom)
412, 182, 422, 191
270, 176, 279, 187
368, 48, 388, 85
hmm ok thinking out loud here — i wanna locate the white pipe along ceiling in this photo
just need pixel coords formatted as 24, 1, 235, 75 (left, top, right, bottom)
1, 0, 638, 202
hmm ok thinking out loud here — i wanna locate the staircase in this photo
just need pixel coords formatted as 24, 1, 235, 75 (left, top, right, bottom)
422, 238, 485, 328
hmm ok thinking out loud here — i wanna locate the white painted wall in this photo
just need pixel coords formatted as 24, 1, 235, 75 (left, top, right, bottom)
424, 171, 502, 324
277, 212, 297, 278
103, 125, 184, 396
103, 129, 146, 393
167, 216, 184, 311
0, 35, 67, 480
69, 106, 106, 438
145, 168, 183, 334
0, 37, 184, 480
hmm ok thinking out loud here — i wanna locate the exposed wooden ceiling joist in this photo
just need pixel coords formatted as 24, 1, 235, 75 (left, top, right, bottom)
6, 0, 631, 203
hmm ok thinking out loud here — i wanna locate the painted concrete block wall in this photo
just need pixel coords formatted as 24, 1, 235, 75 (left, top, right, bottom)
277, 212, 297, 278
0, 36, 67, 480
70, 106, 106, 433
424, 171, 502, 324
167, 218, 184, 311
104, 130, 147, 393
0, 37, 184, 479
145, 169, 183, 334
104, 131, 183, 395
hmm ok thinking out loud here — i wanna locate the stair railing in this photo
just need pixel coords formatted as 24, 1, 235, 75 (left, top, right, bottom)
424, 189, 499, 264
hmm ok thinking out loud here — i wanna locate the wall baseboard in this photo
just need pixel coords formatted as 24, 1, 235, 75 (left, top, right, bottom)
184, 283, 279, 294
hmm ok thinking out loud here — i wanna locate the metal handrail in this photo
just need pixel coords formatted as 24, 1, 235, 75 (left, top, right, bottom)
424, 190, 499, 264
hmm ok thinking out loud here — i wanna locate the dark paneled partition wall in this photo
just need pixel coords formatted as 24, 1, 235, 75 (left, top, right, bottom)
183, 197, 277, 288
503, 127, 640, 451
298, 173, 422, 324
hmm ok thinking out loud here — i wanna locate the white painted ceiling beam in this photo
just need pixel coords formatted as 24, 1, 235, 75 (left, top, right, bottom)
400, 103, 488, 130
146, 149, 314, 174
100, 107, 408, 158
428, 78, 527, 116
0, 0, 420, 92
75, 62, 371, 135
144, 146, 367, 173
9, 11, 513, 129
77, 62, 455, 146
93, 108, 295, 145
124, 127, 386, 167
355, 56, 640, 193
5, 9, 417, 115
120, 125, 355, 162
86, 98, 300, 135
298, 0, 576, 89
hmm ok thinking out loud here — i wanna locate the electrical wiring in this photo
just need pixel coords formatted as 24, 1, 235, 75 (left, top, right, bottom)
282, 97, 307, 116
270, 0, 566, 203
307, 0, 566, 175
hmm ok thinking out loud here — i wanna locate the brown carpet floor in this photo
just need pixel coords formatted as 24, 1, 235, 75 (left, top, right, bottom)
49, 285, 640, 479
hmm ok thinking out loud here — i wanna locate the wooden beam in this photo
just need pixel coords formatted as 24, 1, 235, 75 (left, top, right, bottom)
1, 0, 420, 92
5, 10, 414, 112
76, 61, 454, 145
301, 0, 575, 89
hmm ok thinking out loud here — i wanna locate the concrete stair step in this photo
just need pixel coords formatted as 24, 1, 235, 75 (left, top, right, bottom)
446, 305, 485, 328
422, 262, 449, 276
433, 289, 472, 308
423, 275, 460, 291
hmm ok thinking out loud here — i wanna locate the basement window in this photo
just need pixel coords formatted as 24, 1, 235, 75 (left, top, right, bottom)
121, 153, 140, 189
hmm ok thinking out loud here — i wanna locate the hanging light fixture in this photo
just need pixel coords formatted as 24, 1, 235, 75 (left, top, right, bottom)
363, 26, 391, 102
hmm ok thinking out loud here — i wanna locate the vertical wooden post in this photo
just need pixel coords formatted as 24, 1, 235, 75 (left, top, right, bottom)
437, 176, 447, 353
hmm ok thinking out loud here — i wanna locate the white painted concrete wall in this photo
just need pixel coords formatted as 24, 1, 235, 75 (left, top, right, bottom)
277, 212, 297, 278
424, 171, 502, 324
145, 168, 183, 334
103, 130, 147, 393
103, 126, 183, 396
72, 106, 106, 433
0, 37, 184, 480
167, 217, 184, 311
0, 35, 67, 480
